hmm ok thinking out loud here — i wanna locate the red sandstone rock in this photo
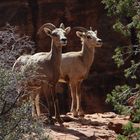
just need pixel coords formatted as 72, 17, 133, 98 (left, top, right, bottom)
44, 113, 139, 140
108, 119, 129, 134
45, 113, 119, 140
0, 0, 128, 114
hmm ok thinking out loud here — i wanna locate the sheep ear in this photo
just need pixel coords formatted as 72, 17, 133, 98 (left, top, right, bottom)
65, 27, 71, 34
76, 31, 83, 38
95, 30, 97, 34
44, 27, 52, 37
60, 23, 65, 29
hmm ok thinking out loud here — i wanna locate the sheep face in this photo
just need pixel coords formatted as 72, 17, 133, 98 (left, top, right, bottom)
44, 26, 71, 47
76, 30, 103, 48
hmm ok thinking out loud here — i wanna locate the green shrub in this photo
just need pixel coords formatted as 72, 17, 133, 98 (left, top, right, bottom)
0, 24, 50, 140
102, 0, 140, 139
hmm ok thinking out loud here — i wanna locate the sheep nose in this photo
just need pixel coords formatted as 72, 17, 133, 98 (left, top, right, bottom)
98, 39, 102, 43
61, 38, 67, 42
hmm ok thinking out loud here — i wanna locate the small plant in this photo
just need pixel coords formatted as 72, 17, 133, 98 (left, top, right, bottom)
0, 67, 50, 140
0, 24, 50, 140
117, 122, 140, 140
106, 85, 131, 115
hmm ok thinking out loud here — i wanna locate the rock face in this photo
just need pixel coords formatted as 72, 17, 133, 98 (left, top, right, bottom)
0, 0, 128, 113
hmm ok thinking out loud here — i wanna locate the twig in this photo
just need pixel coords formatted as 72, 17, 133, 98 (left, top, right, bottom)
0, 92, 22, 116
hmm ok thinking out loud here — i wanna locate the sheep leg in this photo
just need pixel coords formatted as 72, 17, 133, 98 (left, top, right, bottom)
47, 96, 54, 125
76, 81, 84, 117
70, 83, 78, 117
35, 92, 41, 117
30, 93, 37, 117
51, 87, 63, 125
43, 87, 54, 125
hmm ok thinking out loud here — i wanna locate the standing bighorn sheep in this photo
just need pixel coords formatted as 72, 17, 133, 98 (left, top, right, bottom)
59, 27, 102, 117
12, 23, 71, 125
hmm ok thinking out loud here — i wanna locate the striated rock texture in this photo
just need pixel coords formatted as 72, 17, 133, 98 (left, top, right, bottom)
0, 0, 128, 113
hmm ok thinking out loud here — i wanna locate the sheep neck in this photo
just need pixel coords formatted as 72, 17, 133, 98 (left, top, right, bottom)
81, 41, 95, 71
50, 40, 62, 73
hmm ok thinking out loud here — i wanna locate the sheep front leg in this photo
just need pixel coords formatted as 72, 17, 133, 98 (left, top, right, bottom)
51, 86, 63, 125
76, 81, 84, 117
70, 83, 78, 117
43, 86, 54, 125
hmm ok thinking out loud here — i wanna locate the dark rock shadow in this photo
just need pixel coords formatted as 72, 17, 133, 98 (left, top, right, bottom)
61, 115, 107, 127
49, 125, 96, 140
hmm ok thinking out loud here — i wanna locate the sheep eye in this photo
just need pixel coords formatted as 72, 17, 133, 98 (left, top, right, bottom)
52, 33, 58, 37
87, 35, 92, 39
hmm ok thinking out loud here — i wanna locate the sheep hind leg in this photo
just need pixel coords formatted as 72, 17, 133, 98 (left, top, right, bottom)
70, 83, 78, 117
35, 92, 41, 117
76, 82, 84, 117
30, 93, 37, 117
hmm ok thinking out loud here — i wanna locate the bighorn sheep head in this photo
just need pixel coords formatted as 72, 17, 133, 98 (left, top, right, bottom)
43, 23, 71, 46
75, 27, 102, 48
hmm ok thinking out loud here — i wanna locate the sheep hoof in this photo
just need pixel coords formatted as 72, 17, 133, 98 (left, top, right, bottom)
78, 111, 85, 117
73, 111, 78, 118
46, 117, 55, 125
57, 117, 64, 125
49, 120, 55, 125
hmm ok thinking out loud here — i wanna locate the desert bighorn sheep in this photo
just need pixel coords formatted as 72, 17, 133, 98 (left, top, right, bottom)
12, 23, 71, 125
59, 27, 102, 117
